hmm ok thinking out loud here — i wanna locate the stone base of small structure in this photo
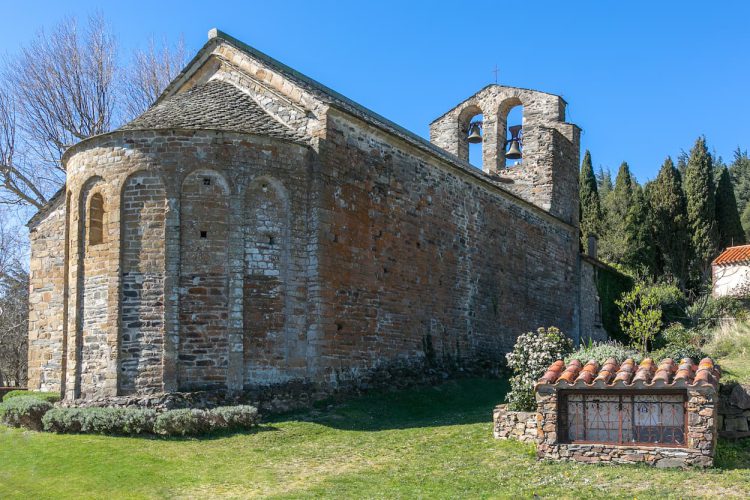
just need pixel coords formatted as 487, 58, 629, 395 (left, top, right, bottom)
492, 404, 538, 443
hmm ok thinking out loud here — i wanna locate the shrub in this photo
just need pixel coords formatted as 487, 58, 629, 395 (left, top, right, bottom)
705, 320, 750, 359
566, 340, 643, 364
42, 407, 157, 435
3, 390, 61, 404
210, 405, 259, 430
650, 345, 706, 364
505, 326, 573, 411
617, 282, 683, 354
154, 409, 215, 436
0, 396, 53, 430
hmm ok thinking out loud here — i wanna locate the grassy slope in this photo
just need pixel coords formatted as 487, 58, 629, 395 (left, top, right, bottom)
1, 377, 749, 499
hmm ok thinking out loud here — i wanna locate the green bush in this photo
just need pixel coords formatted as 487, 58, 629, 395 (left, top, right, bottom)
566, 340, 643, 364
154, 409, 215, 436
210, 405, 260, 430
3, 390, 61, 403
650, 345, 706, 364
705, 321, 750, 359
42, 407, 156, 435
0, 396, 53, 431
505, 326, 573, 411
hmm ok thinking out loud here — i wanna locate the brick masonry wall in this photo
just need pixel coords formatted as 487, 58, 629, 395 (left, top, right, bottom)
315, 110, 579, 384
493, 404, 538, 443
579, 259, 608, 343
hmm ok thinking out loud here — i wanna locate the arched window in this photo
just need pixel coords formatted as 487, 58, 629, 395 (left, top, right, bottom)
467, 112, 484, 170
89, 193, 104, 245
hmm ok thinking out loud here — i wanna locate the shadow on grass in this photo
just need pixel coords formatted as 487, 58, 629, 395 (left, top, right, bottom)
715, 438, 750, 470
266, 377, 510, 432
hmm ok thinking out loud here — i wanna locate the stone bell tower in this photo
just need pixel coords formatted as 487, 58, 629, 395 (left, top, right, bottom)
429, 85, 580, 225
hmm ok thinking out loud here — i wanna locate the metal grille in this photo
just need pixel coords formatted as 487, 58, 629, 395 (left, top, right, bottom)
559, 391, 686, 446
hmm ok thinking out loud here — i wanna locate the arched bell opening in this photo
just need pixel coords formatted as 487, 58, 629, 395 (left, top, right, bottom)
498, 98, 524, 170
457, 104, 484, 170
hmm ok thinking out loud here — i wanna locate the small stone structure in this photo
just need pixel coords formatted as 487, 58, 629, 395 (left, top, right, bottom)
534, 357, 721, 467
492, 404, 537, 443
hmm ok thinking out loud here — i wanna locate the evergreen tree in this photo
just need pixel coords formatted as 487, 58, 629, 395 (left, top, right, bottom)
579, 150, 602, 253
648, 157, 691, 289
683, 137, 719, 282
599, 162, 652, 273
597, 166, 613, 199
730, 148, 750, 222
715, 166, 746, 248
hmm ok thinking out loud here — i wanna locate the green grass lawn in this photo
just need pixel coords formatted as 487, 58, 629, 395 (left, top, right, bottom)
1, 375, 749, 499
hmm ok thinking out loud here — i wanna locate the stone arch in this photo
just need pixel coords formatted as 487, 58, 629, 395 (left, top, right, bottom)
178, 169, 231, 390
243, 176, 292, 384
496, 96, 525, 170
456, 104, 483, 165
117, 170, 167, 395
74, 176, 110, 399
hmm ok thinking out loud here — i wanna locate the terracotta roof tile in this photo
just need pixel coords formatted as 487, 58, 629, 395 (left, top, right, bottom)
713, 244, 750, 266
537, 357, 720, 389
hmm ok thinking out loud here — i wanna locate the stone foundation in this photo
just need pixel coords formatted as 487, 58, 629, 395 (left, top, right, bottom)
492, 404, 538, 443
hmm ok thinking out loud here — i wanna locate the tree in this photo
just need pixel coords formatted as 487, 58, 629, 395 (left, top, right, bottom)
579, 150, 602, 252
122, 36, 188, 121
729, 148, 750, 236
599, 162, 652, 274
683, 137, 719, 283
0, 213, 28, 387
616, 282, 682, 354
715, 166, 745, 248
596, 166, 613, 200
648, 157, 692, 289
0, 15, 186, 209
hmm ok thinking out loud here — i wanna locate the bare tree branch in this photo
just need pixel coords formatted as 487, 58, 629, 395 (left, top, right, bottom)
122, 35, 187, 120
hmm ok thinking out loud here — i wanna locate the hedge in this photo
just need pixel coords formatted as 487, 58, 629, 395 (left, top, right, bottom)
3, 390, 61, 404
0, 396, 54, 431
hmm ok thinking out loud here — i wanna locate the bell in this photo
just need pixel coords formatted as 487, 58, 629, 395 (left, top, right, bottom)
505, 140, 522, 159
466, 122, 482, 143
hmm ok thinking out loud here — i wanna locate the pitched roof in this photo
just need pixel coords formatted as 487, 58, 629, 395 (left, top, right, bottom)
121, 79, 306, 143
537, 357, 720, 389
713, 244, 750, 266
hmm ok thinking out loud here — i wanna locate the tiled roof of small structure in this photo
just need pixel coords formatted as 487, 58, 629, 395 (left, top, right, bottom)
120, 79, 306, 143
537, 357, 720, 389
713, 244, 750, 266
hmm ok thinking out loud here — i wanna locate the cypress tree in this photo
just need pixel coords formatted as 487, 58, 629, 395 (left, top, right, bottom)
579, 150, 602, 253
715, 166, 745, 248
683, 137, 719, 282
648, 157, 691, 289
597, 166, 613, 199
730, 148, 750, 222
599, 162, 652, 273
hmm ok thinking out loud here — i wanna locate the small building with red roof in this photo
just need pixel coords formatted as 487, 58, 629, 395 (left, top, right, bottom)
712, 244, 750, 298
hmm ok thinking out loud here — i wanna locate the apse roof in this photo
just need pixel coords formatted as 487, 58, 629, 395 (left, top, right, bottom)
120, 79, 306, 143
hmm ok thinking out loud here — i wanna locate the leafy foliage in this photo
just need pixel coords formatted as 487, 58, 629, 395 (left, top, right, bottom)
42, 407, 157, 435
0, 396, 53, 431
3, 390, 61, 403
505, 327, 573, 411
565, 340, 642, 364
616, 282, 683, 353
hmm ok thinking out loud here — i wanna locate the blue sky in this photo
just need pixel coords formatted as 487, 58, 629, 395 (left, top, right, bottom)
2, 0, 750, 182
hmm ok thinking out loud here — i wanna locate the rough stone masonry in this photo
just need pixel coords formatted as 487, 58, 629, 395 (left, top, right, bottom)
26, 29, 606, 401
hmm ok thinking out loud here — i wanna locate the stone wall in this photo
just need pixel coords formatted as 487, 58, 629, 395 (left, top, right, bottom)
316, 110, 579, 384
718, 383, 750, 438
535, 384, 717, 468
492, 404, 538, 443
579, 257, 608, 343
27, 195, 67, 394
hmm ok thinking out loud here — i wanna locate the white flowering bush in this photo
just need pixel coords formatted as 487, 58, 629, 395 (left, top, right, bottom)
505, 326, 572, 411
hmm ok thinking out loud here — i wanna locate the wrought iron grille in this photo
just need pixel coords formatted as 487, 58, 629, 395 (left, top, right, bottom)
559, 391, 687, 446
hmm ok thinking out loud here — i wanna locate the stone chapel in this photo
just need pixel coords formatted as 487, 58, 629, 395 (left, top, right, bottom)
26, 29, 605, 400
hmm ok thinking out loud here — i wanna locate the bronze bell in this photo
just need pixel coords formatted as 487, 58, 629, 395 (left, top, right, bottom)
467, 122, 482, 143
505, 140, 522, 159
505, 125, 522, 159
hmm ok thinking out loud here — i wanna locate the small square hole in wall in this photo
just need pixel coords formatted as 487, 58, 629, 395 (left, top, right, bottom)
200, 230, 208, 239
203, 178, 211, 186
268, 234, 275, 245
